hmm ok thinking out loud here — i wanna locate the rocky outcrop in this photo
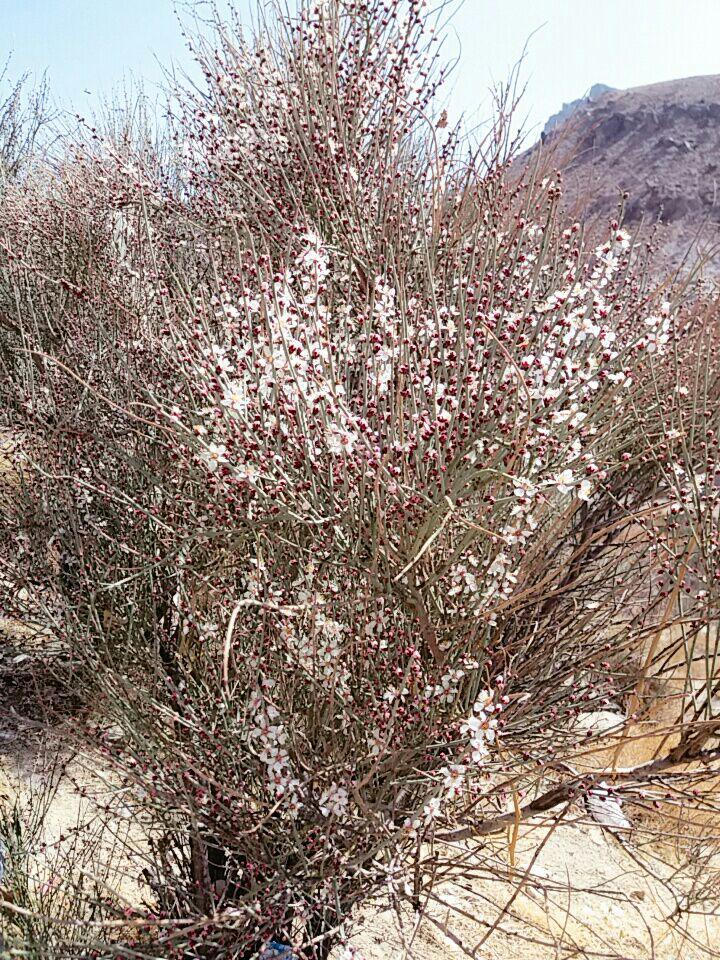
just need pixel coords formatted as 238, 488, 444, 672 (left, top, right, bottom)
542, 82, 615, 136
533, 75, 720, 276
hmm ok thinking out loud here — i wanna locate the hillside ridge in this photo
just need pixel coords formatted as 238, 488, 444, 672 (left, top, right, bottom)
535, 74, 720, 274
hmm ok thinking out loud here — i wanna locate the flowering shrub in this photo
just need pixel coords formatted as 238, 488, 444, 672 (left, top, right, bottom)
1, 1, 719, 957
0, 70, 49, 184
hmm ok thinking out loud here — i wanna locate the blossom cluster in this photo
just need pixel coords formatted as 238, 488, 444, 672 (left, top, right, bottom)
248, 679, 301, 807
171, 211, 665, 651
404, 686, 504, 836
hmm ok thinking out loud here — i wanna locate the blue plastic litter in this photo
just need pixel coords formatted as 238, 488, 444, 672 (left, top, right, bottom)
261, 942, 294, 959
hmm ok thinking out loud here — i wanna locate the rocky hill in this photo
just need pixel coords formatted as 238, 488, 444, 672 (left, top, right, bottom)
533, 75, 720, 276
542, 82, 615, 136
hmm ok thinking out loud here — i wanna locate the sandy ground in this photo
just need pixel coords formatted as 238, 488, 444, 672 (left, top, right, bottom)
345, 812, 720, 960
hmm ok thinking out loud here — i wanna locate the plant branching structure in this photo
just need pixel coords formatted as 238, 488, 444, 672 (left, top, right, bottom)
0, 1, 719, 957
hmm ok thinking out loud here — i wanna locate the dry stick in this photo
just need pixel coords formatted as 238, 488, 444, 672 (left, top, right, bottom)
222, 598, 317, 694
629, 533, 697, 718
0, 899, 192, 929
392, 495, 454, 583
476, 804, 573, 953
407, 575, 446, 667
481, 503, 668, 622
507, 786, 521, 869
611, 533, 698, 773
437, 745, 720, 842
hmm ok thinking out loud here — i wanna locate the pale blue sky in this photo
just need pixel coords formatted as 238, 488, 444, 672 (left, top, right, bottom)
3, 1, 720, 140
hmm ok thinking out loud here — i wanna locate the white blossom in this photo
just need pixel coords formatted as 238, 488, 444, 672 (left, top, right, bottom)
319, 782, 349, 817
204, 443, 228, 472
552, 469, 576, 495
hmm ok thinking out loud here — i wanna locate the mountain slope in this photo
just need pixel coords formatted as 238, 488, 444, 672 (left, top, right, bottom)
533, 75, 720, 275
